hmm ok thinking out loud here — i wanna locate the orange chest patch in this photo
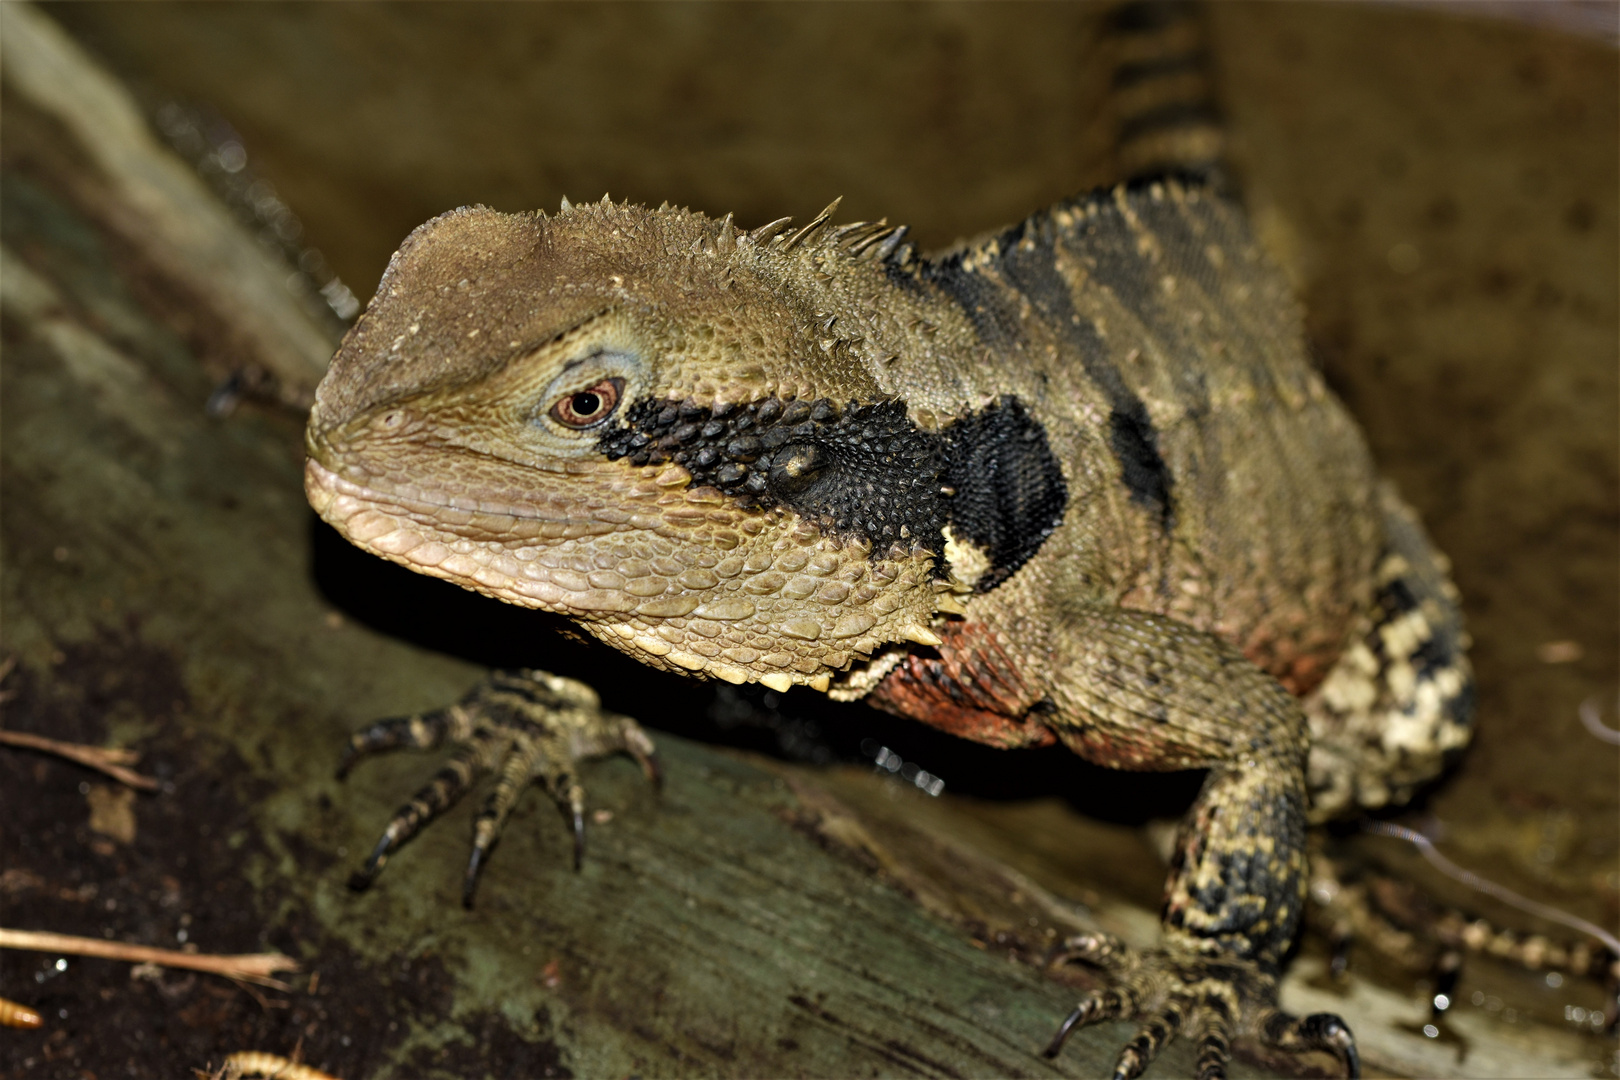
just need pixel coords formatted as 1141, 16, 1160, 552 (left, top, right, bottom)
867, 620, 1055, 749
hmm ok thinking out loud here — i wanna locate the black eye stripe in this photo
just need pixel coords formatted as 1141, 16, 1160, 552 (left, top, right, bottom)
596, 394, 1066, 589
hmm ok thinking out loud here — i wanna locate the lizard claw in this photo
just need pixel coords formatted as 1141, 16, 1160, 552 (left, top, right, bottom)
1261, 1009, 1360, 1079
349, 832, 398, 893
336, 669, 656, 905
460, 844, 487, 909
1042, 989, 1129, 1058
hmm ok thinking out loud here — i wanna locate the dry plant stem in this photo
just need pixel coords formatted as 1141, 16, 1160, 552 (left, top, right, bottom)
0, 729, 160, 790
1579, 695, 1620, 746
1365, 822, 1620, 956
0, 994, 45, 1029
219, 1052, 341, 1080
0, 928, 298, 989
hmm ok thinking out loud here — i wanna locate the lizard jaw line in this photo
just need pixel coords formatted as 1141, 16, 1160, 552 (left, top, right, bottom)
306, 462, 865, 693
305, 458, 639, 615
305, 458, 590, 530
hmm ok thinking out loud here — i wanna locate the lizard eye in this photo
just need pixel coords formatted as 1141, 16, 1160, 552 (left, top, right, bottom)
549, 378, 623, 429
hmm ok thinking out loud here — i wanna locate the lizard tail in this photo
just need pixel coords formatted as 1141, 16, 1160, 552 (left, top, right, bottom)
1102, 1, 1230, 194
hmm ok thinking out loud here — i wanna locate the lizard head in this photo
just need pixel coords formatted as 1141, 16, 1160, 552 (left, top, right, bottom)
305, 199, 962, 692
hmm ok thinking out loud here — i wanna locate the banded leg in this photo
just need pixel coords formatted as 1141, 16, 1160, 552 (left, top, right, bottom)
348, 737, 494, 892
338, 669, 658, 906
464, 728, 551, 906
1044, 932, 1188, 1080
1114, 1002, 1185, 1079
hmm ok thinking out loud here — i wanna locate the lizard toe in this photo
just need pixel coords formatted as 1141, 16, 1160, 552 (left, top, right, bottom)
1042, 988, 1131, 1059
1048, 930, 1137, 974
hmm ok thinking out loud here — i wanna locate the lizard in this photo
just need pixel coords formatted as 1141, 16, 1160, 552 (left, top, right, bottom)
300, 13, 1475, 1076
303, 169, 1476, 1077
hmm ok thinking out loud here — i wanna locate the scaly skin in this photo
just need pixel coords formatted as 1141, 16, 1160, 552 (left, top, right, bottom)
305, 182, 1472, 1077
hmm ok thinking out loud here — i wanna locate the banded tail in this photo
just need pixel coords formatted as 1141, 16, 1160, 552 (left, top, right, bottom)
1101, 1, 1228, 191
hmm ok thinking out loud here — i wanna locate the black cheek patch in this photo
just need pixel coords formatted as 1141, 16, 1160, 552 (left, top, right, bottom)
942, 397, 1069, 591
597, 394, 1066, 593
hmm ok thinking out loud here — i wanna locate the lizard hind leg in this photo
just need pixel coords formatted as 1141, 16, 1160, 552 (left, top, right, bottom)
337, 668, 659, 905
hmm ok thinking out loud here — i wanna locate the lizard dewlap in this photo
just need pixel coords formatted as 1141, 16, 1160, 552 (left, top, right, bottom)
305, 183, 1473, 1078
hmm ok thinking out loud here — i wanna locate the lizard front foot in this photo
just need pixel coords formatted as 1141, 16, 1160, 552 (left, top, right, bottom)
1043, 932, 1359, 1080
336, 669, 659, 906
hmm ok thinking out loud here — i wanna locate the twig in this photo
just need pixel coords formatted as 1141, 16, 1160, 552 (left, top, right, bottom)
1579, 695, 1620, 746
0, 729, 159, 790
219, 1052, 341, 1080
0, 994, 44, 1029
1365, 822, 1620, 956
233, 976, 292, 1013
0, 927, 298, 989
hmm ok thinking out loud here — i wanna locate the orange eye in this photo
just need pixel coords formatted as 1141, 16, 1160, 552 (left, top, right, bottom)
549, 377, 623, 429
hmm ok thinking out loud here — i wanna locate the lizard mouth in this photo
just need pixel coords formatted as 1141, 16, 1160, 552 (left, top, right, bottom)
304, 458, 639, 615
304, 457, 599, 533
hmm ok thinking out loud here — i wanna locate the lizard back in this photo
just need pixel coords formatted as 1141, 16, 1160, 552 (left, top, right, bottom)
865, 182, 1383, 697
